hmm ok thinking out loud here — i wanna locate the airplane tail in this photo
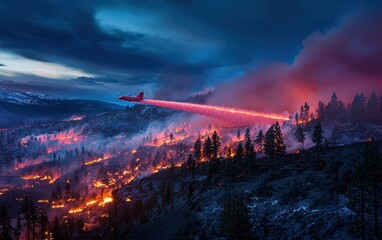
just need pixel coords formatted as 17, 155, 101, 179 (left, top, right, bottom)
137, 92, 144, 98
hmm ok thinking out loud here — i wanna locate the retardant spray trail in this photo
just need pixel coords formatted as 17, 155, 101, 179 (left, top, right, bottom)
140, 99, 290, 125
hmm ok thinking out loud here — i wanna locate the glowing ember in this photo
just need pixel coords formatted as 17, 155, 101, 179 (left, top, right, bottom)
85, 200, 98, 206
98, 196, 113, 206
85, 154, 112, 165
69, 208, 83, 214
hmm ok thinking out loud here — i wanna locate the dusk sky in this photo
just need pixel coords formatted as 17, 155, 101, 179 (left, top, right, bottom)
0, 0, 381, 107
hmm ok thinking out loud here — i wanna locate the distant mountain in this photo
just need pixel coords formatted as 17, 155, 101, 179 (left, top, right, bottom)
0, 88, 122, 127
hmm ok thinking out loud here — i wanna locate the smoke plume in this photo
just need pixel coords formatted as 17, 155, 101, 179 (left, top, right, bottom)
208, 11, 382, 113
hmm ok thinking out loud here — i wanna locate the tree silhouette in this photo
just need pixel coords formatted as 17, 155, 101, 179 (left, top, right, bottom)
203, 137, 212, 161
193, 136, 202, 163
211, 131, 221, 159
312, 122, 324, 169
295, 125, 305, 150
244, 128, 254, 156
255, 130, 265, 154
236, 142, 244, 160
274, 122, 286, 158
264, 125, 275, 159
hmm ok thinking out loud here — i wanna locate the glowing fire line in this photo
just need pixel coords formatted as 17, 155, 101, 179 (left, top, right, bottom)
140, 99, 289, 123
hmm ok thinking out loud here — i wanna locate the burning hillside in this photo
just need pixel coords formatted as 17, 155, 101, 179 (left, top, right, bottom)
0, 91, 382, 239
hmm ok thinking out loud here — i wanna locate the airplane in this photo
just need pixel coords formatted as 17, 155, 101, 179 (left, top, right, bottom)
118, 92, 144, 102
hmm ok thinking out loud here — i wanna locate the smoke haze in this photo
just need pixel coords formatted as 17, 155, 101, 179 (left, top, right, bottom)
208, 11, 382, 113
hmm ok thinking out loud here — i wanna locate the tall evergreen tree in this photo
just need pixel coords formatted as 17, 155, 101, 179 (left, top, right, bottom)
203, 137, 212, 161
274, 122, 286, 158
264, 125, 275, 159
327, 92, 346, 118
244, 128, 254, 155
193, 136, 202, 163
312, 122, 324, 168
367, 92, 379, 119
255, 130, 265, 154
224, 145, 232, 159
299, 102, 310, 123
236, 142, 244, 160
351, 93, 367, 121
211, 131, 221, 159
316, 100, 326, 119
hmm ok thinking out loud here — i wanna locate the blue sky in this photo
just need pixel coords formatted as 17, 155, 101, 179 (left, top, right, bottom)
0, 0, 381, 104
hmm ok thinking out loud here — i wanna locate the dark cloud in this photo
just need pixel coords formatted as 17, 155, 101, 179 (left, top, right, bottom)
208, 11, 382, 113
0, 0, 381, 101
0, 64, 5, 67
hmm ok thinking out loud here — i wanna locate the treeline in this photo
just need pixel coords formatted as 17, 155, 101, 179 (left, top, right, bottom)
295, 92, 382, 123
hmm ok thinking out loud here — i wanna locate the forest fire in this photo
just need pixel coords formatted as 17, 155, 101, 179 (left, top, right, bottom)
85, 154, 113, 165
3, 90, 379, 239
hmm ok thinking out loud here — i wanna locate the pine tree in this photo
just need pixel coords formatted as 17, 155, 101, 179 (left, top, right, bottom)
255, 130, 265, 154
316, 101, 326, 119
244, 128, 254, 155
236, 142, 244, 160
351, 93, 366, 121
211, 131, 221, 159
274, 122, 286, 158
299, 102, 310, 123
327, 92, 346, 119
295, 125, 305, 150
224, 145, 232, 159
193, 136, 201, 162
312, 122, 323, 168
264, 125, 275, 159
203, 137, 212, 161
367, 92, 379, 120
